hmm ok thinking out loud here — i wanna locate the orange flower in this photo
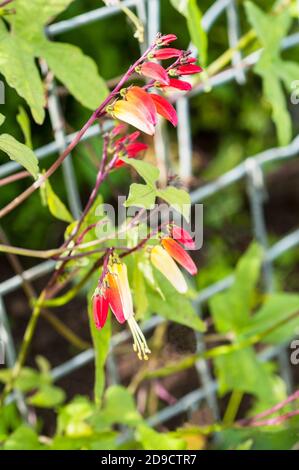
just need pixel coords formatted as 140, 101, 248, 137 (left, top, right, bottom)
105, 272, 126, 324
161, 237, 197, 275
109, 260, 133, 320
112, 100, 155, 135
93, 255, 151, 360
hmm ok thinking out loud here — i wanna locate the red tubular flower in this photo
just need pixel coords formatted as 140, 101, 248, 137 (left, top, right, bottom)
106, 256, 151, 360
151, 48, 182, 60
126, 142, 148, 156
114, 142, 148, 168
176, 64, 203, 75
162, 78, 192, 92
140, 62, 169, 85
93, 292, 109, 330
169, 224, 196, 249
157, 34, 177, 45
183, 57, 197, 64
150, 93, 178, 126
161, 237, 197, 275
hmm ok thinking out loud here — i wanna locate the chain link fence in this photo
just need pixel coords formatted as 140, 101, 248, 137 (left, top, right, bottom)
1, 0, 299, 427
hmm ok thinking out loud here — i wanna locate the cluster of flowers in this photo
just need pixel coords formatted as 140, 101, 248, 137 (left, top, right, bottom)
93, 226, 197, 360
92, 34, 202, 360
107, 33, 202, 137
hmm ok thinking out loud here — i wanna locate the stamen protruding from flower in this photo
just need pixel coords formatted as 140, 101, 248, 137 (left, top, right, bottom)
127, 317, 151, 360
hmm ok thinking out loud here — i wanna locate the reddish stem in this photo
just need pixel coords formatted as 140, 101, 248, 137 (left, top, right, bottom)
0, 170, 30, 187
237, 389, 299, 428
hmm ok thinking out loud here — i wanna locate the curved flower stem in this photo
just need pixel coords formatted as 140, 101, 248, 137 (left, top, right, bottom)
0, 41, 157, 220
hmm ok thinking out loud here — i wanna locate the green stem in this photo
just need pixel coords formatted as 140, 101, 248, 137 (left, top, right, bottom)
0, 292, 45, 405
223, 390, 244, 425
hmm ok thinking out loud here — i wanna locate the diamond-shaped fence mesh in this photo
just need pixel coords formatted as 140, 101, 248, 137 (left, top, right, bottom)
1, 0, 299, 426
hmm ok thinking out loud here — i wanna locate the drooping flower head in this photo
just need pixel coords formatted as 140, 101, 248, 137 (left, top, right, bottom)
107, 34, 203, 135
110, 85, 178, 135
93, 253, 151, 360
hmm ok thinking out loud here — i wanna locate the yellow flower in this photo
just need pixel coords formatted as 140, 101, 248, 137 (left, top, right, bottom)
150, 245, 188, 293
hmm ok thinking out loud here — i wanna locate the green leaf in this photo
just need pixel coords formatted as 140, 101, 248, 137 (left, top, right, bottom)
44, 179, 73, 223
136, 425, 186, 450
214, 347, 277, 402
0, 113, 5, 127
120, 157, 160, 187
12, 0, 75, 42
276, 60, 299, 91
209, 243, 263, 333
0, 20, 45, 124
87, 280, 111, 406
40, 40, 108, 110
92, 385, 142, 429
124, 183, 156, 209
157, 186, 191, 222
15, 0, 75, 27
259, 62, 292, 146
186, 0, 207, 65
57, 396, 95, 437
16, 106, 32, 148
147, 270, 205, 332
245, 2, 293, 145
28, 384, 66, 408
138, 256, 165, 300
245, 2, 291, 47
0, 133, 39, 178
3, 426, 43, 450
3, 1, 107, 115
0, 404, 22, 437
243, 293, 299, 344
170, 0, 207, 64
